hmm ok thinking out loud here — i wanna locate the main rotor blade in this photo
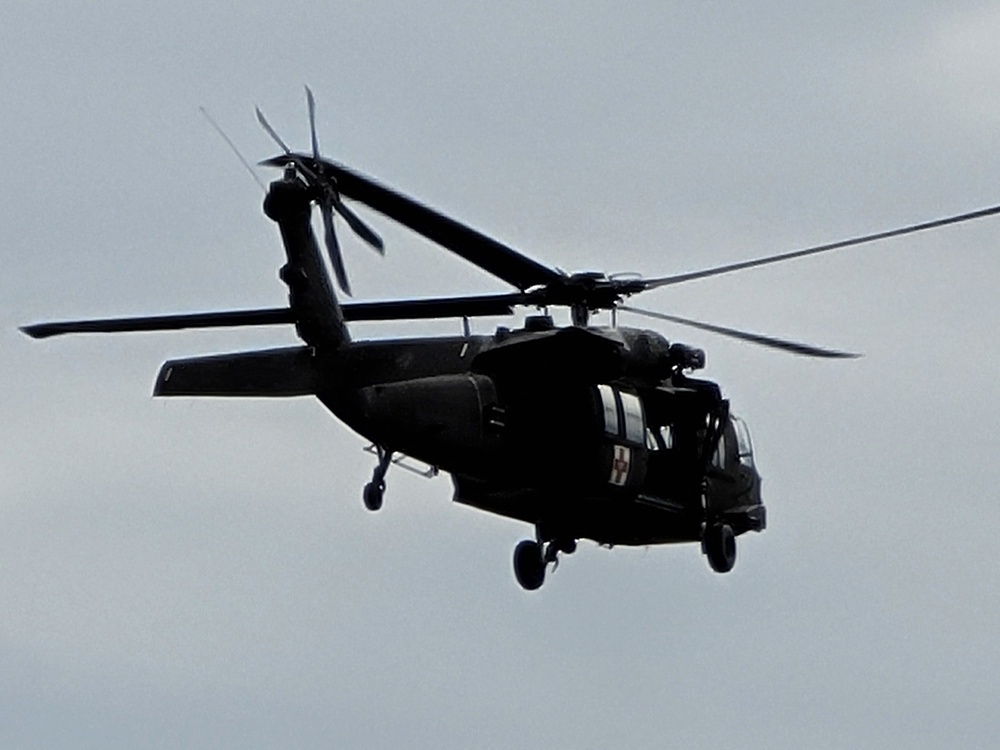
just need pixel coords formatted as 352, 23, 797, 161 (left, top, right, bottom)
261, 154, 562, 290
21, 308, 295, 339
320, 201, 352, 296
642, 202, 1000, 290
342, 293, 523, 321
19, 295, 523, 339
330, 193, 384, 253
619, 305, 860, 358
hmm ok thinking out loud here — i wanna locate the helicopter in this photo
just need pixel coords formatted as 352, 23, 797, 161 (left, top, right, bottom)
22, 90, 1000, 590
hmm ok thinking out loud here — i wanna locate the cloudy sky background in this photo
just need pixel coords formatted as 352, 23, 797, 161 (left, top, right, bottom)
2, 3, 998, 748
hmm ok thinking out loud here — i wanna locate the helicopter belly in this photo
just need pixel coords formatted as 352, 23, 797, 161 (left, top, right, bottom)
451, 475, 702, 546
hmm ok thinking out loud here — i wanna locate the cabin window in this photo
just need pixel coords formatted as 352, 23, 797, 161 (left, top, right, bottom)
619, 391, 645, 444
597, 386, 646, 445
597, 385, 619, 436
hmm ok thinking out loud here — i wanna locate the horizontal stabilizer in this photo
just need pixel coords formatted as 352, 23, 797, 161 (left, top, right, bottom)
155, 346, 318, 397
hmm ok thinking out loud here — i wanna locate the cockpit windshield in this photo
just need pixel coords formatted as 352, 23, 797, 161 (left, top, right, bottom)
731, 415, 755, 467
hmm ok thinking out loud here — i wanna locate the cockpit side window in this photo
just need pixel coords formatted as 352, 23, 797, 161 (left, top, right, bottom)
646, 425, 673, 451
731, 415, 755, 467
712, 433, 726, 468
659, 425, 673, 450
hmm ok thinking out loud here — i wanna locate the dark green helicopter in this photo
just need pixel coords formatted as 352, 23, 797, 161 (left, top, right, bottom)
22, 90, 1000, 589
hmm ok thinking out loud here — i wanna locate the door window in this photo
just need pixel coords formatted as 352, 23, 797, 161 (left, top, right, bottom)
597, 384, 618, 436
619, 391, 646, 444
596, 385, 646, 444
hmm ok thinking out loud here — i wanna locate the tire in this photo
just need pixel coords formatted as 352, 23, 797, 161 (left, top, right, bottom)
704, 523, 736, 573
363, 482, 383, 512
513, 540, 546, 590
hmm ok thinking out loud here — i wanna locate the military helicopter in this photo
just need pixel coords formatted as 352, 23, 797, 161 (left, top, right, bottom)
22, 90, 1000, 590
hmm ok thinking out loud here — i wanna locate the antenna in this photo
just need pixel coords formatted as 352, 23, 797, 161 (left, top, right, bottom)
199, 106, 266, 191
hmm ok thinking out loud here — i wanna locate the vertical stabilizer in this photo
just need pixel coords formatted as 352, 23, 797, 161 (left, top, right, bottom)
264, 173, 350, 349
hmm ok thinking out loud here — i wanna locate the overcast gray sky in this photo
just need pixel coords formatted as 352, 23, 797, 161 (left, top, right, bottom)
2, 3, 998, 748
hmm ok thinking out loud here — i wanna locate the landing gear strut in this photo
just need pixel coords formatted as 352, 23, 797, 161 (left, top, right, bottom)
703, 522, 737, 573
512, 534, 576, 590
363, 446, 393, 512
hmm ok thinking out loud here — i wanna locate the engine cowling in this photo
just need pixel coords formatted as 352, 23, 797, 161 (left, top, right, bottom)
360, 374, 503, 476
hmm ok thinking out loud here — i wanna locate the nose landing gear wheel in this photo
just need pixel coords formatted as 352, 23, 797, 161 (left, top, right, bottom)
363, 481, 384, 512
703, 523, 737, 573
513, 540, 546, 590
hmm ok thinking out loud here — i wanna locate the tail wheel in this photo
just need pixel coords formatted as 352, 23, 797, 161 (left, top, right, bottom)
704, 523, 737, 573
513, 540, 546, 591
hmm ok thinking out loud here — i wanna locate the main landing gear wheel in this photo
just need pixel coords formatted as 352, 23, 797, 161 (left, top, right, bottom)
703, 522, 737, 573
513, 540, 546, 591
362, 445, 393, 512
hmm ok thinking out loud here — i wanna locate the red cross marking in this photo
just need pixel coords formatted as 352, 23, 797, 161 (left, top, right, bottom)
610, 445, 631, 486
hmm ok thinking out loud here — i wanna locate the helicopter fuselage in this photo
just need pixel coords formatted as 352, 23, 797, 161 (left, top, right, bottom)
297, 323, 763, 548
270, 173, 765, 549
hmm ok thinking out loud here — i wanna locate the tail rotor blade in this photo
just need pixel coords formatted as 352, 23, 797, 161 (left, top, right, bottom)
305, 85, 321, 162
255, 107, 292, 154
256, 109, 322, 182
321, 201, 351, 296
259, 91, 384, 293
304, 87, 382, 253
